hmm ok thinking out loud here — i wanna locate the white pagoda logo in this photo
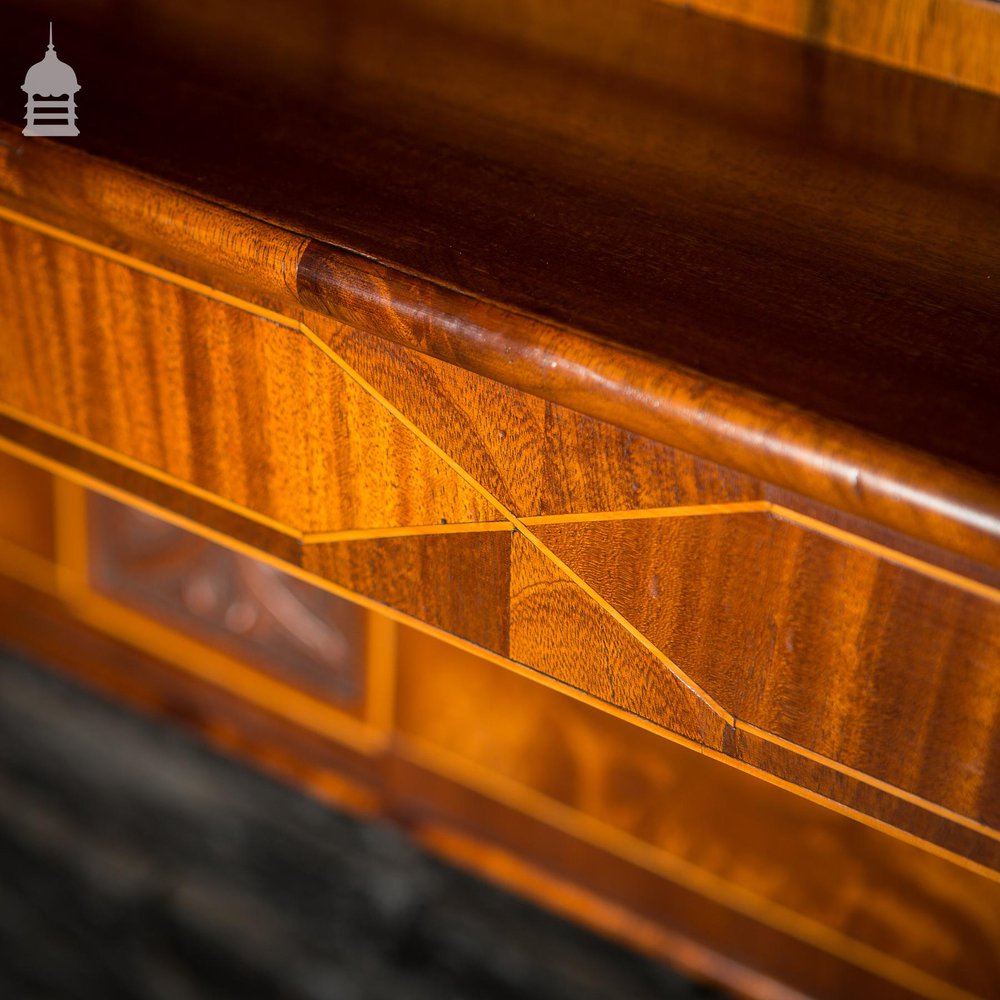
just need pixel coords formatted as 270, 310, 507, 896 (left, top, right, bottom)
22, 24, 80, 137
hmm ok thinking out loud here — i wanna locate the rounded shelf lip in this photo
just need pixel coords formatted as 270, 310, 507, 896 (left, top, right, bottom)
0, 121, 998, 574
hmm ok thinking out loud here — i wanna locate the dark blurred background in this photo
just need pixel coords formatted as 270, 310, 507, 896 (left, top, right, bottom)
0, 646, 723, 1000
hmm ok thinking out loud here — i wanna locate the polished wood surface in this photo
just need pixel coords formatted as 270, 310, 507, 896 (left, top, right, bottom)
2, 0, 1000, 567
654, 0, 1000, 96
1, 462, 999, 1000
2, 3, 999, 997
0, 219, 496, 535
1, 208, 997, 877
535, 512, 1000, 825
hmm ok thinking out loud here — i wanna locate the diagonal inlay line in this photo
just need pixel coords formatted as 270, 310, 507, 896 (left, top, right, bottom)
0, 204, 732, 727
6, 205, 1000, 886
298, 323, 735, 728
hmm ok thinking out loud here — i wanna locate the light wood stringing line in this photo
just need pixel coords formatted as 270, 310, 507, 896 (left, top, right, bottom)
397, 734, 981, 1000
2, 206, 999, 864
2, 429, 998, 885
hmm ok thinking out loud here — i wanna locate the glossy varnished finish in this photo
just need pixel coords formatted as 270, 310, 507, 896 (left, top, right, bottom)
315, 317, 761, 517
2, 0, 1000, 566
0, 219, 497, 534
654, 0, 1000, 95
536, 512, 1000, 825
0, 209, 997, 876
1, 3, 1000, 997
302, 531, 512, 655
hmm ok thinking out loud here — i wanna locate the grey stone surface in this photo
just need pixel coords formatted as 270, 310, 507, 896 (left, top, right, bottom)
0, 646, 724, 999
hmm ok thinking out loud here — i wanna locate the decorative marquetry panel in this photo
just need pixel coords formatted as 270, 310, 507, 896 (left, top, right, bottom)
313, 316, 760, 517
534, 512, 1000, 826
88, 495, 366, 704
0, 219, 498, 535
0, 208, 997, 876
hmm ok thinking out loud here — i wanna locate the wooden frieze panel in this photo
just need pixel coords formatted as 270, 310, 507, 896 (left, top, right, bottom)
0, 219, 498, 536
533, 511, 1000, 826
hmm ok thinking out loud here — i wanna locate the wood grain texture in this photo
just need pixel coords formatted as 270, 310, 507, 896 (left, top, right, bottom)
396, 626, 1000, 1000
653, 0, 1000, 96
1, 205, 997, 872
302, 531, 511, 656
1, 3, 999, 992
535, 512, 1000, 826
726, 726, 1000, 873
0, 218, 497, 535
314, 315, 760, 517
2, 0, 1000, 566
508, 532, 729, 748
0, 412, 303, 566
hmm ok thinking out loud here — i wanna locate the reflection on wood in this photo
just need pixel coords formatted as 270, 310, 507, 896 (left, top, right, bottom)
88, 495, 365, 704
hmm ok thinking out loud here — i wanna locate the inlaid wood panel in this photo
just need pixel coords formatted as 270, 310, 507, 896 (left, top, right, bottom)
2, 206, 996, 869
302, 530, 511, 655
535, 512, 1000, 826
0, 219, 497, 535
314, 316, 760, 517
395, 626, 1000, 1000
88, 495, 366, 705
1, 2, 999, 996
0, 412, 303, 565
508, 532, 728, 748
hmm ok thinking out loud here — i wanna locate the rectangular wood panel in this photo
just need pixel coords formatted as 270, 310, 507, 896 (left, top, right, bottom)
88, 494, 367, 707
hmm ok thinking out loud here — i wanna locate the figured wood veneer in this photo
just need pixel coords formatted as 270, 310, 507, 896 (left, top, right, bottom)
507, 532, 730, 748
535, 513, 1000, 826
0, 219, 497, 536
2, 3, 1000, 995
0, 207, 997, 879
4, 549, 998, 1000
314, 316, 760, 517
302, 531, 511, 655
395, 628, 1000, 1000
